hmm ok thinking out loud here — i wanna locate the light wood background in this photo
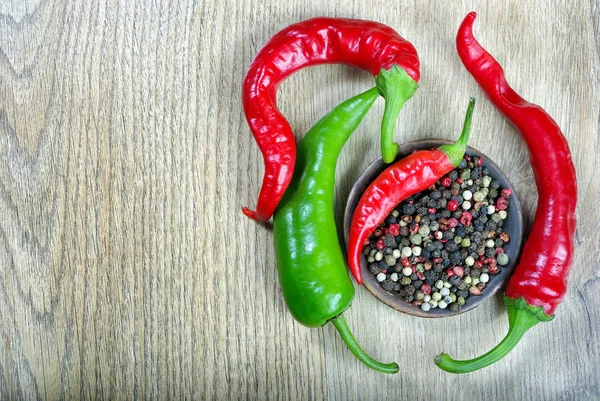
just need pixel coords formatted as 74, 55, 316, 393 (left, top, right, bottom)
0, 0, 598, 400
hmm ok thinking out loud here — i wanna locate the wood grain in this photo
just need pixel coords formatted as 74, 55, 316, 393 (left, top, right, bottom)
0, 0, 598, 400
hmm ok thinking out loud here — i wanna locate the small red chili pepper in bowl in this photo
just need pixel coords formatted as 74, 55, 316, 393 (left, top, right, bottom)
346, 98, 476, 284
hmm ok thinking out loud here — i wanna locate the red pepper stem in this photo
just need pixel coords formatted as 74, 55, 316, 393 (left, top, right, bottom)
330, 314, 399, 374
434, 296, 554, 374
376, 65, 419, 163
439, 97, 476, 167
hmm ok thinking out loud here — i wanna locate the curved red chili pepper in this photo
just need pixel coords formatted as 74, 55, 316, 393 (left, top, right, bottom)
242, 17, 420, 222
435, 12, 577, 374
347, 98, 475, 284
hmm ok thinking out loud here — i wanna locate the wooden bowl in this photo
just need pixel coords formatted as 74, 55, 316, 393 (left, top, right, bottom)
343, 139, 524, 318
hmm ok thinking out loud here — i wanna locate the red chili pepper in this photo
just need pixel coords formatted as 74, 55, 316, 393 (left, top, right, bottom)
347, 98, 475, 283
435, 12, 577, 374
242, 17, 421, 222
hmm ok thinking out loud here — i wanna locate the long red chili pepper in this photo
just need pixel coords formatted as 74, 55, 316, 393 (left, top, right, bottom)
242, 17, 420, 222
435, 12, 577, 373
347, 98, 475, 284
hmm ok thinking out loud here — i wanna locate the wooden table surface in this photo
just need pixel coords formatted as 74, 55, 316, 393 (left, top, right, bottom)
1, 0, 599, 400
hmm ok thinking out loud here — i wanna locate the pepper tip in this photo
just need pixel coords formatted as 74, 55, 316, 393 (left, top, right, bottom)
242, 206, 263, 221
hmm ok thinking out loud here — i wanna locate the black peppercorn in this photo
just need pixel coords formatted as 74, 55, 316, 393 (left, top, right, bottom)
403, 204, 416, 215
445, 241, 458, 252
442, 230, 455, 241
486, 221, 498, 230
450, 251, 461, 263
369, 263, 381, 274
384, 235, 396, 247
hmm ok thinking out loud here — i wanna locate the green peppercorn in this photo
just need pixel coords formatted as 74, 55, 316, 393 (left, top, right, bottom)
497, 253, 509, 266
411, 234, 422, 245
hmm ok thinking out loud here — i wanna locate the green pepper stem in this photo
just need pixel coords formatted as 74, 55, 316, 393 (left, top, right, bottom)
434, 296, 554, 374
330, 314, 399, 374
375, 65, 419, 164
439, 97, 476, 167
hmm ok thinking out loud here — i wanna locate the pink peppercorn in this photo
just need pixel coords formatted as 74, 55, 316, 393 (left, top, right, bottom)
421, 284, 432, 295
401, 258, 411, 267
388, 224, 400, 236
460, 211, 472, 226
501, 188, 512, 198
428, 207, 437, 214
446, 269, 455, 277
447, 200, 459, 211
469, 287, 481, 296
496, 197, 509, 210
441, 176, 452, 187
376, 238, 385, 250
453, 266, 464, 277
448, 217, 459, 228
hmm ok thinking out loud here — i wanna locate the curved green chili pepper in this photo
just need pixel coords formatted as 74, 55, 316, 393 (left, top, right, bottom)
273, 87, 398, 373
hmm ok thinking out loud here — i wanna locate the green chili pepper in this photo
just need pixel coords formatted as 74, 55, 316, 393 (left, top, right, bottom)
273, 87, 399, 373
